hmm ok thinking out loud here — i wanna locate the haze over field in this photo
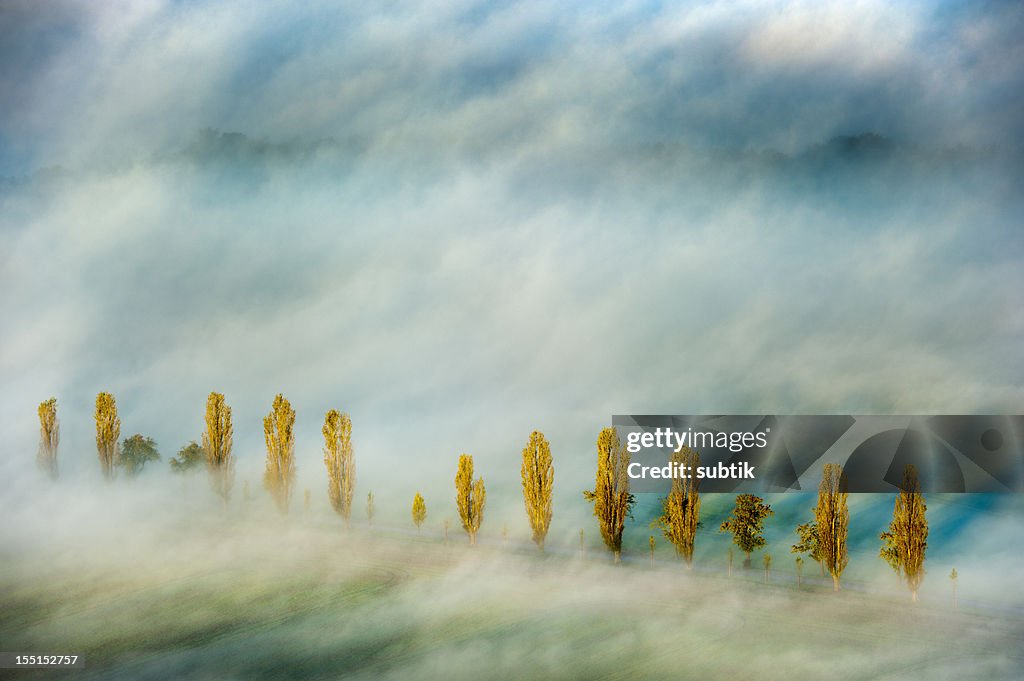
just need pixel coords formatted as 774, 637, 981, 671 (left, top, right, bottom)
3, 483, 1024, 681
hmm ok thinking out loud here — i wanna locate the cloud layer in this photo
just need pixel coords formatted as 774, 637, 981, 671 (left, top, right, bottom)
3, 0, 1024, 174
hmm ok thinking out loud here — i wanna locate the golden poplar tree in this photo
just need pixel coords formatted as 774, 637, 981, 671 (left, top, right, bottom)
263, 393, 296, 514
455, 454, 486, 545
520, 430, 554, 550
203, 392, 234, 509
583, 427, 634, 562
655, 446, 701, 566
815, 463, 849, 591
412, 492, 427, 531
880, 465, 928, 601
322, 409, 355, 526
37, 398, 59, 479
94, 392, 121, 481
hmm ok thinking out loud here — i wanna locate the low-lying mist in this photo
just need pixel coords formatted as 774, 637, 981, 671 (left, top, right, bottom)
2, 466, 1022, 680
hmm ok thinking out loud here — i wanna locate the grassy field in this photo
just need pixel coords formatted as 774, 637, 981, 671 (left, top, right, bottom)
2, 511, 1022, 681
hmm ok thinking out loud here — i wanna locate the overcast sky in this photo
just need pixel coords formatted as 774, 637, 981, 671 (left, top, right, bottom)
1, 1, 1021, 513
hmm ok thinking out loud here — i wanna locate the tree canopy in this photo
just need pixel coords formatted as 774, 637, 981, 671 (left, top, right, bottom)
37, 397, 59, 479
655, 446, 700, 565
412, 492, 427, 530
170, 441, 205, 474
119, 434, 160, 477
584, 427, 634, 561
719, 494, 774, 565
521, 430, 554, 550
263, 393, 296, 514
323, 409, 355, 524
456, 454, 486, 544
880, 465, 928, 601
94, 392, 121, 480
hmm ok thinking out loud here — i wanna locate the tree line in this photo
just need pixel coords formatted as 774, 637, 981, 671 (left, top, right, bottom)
36, 395, 934, 601
583, 427, 931, 601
